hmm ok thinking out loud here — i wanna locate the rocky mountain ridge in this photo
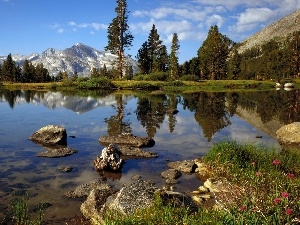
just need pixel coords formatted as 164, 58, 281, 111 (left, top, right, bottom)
0, 43, 138, 77
238, 9, 300, 53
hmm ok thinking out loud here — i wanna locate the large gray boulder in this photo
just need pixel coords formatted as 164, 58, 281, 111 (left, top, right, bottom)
276, 122, 300, 148
81, 179, 199, 224
102, 179, 157, 216
29, 125, 67, 146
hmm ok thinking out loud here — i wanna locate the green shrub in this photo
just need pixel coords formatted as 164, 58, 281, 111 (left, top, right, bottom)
131, 82, 161, 91
132, 74, 145, 81
77, 77, 117, 90
179, 75, 199, 81
144, 72, 168, 81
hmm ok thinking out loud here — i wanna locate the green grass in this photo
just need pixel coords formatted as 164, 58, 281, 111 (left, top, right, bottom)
1, 194, 45, 225
101, 141, 300, 225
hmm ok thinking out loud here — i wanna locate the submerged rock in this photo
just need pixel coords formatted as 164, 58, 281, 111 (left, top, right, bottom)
37, 146, 77, 158
94, 144, 123, 171
119, 146, 158, 158
65, 179, 115, 198
29, 125, 67, 146
99, 133, 155, 147
58, 166, 73, 172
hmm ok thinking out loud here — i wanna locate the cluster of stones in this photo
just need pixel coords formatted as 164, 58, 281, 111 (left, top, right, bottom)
94, 133, 157, 172
28, 122, 300, 225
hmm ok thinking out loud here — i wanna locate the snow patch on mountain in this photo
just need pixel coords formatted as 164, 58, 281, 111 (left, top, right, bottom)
0, 43, 138, 77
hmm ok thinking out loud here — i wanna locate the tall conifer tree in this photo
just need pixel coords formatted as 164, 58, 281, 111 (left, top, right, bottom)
169, 33, 180, 79
198, 25, 232, 80
105, 0, 133, 79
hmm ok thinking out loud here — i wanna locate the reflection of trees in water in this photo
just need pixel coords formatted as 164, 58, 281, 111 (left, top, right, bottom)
104, 94, 132, 136
135, 94, 167, 138
237, 90, 300, 124
0, 89, 22, 108
166, 94, 181, 133
0, 90, 46, 109
182, 92, 231, 142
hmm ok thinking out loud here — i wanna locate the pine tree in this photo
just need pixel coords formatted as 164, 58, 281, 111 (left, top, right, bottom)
136, 41, 151, 74
105, 0, 133, 79
157, 44, 168, 72
91, 68, 99, 78
1, 54, 16, 82
230, 47, 241, 80
22, 59, 31, 83
147, 24, 165, 73
169, 33, 180, 80
198, 25, 232, 80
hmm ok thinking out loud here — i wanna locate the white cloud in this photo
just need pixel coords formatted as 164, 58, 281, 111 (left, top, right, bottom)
205, 14, 225, 28
91, 23, 107, 31
238, 8, 273, 26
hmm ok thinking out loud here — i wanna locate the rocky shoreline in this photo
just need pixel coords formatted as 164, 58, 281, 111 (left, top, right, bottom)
28, 122, 299, 224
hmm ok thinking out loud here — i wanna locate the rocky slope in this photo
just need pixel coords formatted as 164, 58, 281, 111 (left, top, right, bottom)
0, 43, 138, 77
238, 9, 300, 53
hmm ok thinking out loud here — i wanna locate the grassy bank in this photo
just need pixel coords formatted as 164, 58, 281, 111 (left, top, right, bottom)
102, 141, 300, 225
1, 79, 282, 93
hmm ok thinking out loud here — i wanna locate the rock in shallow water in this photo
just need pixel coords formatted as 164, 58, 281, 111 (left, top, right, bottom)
94, 144, 123, 171
29, 125, 67, 146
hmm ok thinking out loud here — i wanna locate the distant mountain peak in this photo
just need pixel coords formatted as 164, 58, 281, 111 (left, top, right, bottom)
0, 44, 138, 77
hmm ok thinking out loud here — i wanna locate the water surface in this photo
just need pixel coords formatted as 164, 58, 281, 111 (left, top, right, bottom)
1, 89, 298, 223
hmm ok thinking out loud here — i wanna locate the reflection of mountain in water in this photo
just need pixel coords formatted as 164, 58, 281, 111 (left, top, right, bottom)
0, 91, 133, 114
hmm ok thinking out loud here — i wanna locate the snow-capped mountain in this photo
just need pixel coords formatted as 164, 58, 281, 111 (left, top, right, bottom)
0, 43, 138, 77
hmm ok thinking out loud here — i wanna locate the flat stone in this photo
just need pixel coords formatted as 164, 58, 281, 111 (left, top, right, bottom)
99, 133, 155, 147
65, 179, 114, 198
37, 147, 77, 158
119, 146, 158, 158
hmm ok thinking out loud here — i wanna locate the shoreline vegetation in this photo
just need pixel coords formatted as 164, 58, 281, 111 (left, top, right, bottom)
2, 141, 299, 224
1, 78, 299, 93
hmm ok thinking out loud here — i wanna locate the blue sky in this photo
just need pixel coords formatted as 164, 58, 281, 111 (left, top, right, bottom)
1, 0, 300, 63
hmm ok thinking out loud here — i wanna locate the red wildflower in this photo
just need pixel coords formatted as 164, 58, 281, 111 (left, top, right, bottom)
286, 208, 293, 215
272, 159, 280, 165
287, 173, 295, 178
273, 198, 281, 203
281, 192, 289, 198
240, 205, 247, 211
251, 162, 256, 166
256, 171, 262, 176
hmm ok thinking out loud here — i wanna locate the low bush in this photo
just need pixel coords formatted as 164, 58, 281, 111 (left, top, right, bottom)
179, 75, 199, 81
77, 77, 117, 90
